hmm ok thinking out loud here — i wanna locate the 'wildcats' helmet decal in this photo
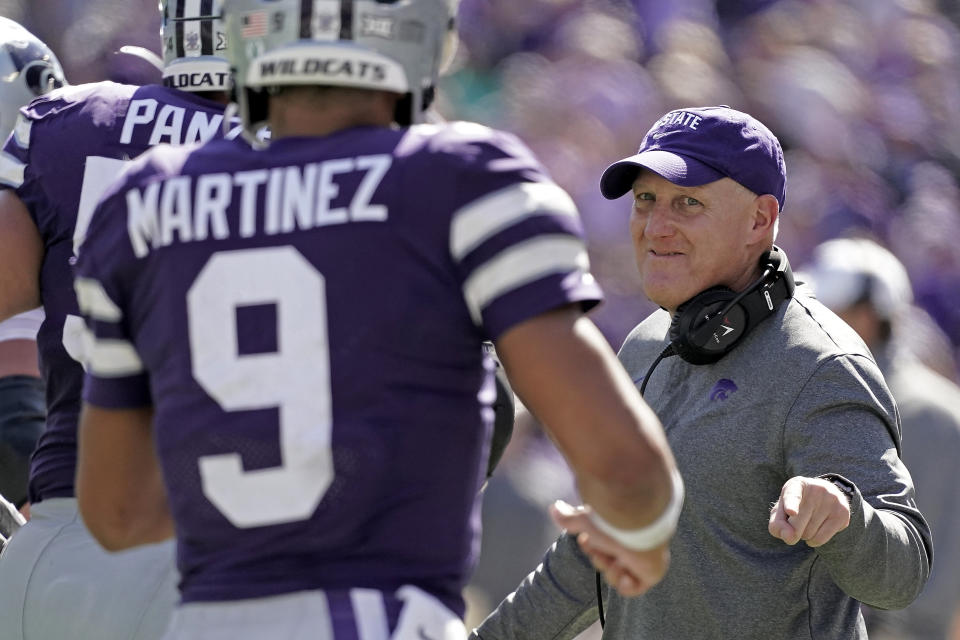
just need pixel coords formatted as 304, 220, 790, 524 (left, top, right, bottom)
161, 0, 232, 92
0, 17, 66, 140
223, 0, 460, 136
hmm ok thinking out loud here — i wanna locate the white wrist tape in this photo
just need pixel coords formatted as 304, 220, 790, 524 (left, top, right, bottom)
588, 467, 685, 551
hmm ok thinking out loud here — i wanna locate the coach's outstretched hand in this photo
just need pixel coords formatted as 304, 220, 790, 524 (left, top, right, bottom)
551, 500, 670, 597
768, 476, 851, 547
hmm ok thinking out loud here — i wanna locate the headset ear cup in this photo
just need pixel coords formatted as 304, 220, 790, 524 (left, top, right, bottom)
666, 248, 795, 367
670, 287, 738, 364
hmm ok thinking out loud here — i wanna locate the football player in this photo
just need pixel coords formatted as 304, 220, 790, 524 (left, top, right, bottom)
0, 4, 235, 639
73, 0, 683, 638
0, 17, 57, 515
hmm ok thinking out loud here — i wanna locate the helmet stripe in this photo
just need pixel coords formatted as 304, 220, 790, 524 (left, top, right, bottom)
339, 0, 354, 40
175, 0, 186, 58
299, 0, 312, 38
200, 0, 215, 55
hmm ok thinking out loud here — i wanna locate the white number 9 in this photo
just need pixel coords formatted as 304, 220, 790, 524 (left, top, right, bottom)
187, 246, 333, 528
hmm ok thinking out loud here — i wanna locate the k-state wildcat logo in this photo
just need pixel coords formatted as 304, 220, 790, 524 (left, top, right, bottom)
709, 379, 738, 401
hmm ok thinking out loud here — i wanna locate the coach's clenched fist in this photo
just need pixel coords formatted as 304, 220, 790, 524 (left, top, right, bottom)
769, 476, 852, 547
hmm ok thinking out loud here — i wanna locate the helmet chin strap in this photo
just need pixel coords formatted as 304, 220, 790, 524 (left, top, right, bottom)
117, 45, 164, 72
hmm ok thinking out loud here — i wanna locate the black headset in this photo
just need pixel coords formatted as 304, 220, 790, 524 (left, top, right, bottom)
594, 246, 795, 629
668, 245, 795, 364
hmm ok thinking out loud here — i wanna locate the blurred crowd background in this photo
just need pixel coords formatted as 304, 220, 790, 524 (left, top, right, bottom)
4, 0, 960, 631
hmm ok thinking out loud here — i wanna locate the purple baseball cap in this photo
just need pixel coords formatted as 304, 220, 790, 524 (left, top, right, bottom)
599, 105, 786, 208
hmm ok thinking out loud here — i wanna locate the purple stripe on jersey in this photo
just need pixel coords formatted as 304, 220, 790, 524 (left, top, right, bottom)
481, 271, 602, 341
339, 0, 354, 40
200, 0, 215, 55
299, 0, 313, 38
175, 0, 186, 58
85, 373, 152, 410
327, 591, 360, 640
327, 589, 404, 637
456, 211, 586, 270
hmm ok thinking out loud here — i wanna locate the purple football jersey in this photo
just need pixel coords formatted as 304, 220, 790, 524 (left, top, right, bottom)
0, 81, 231, 503
75, 122, 603, 616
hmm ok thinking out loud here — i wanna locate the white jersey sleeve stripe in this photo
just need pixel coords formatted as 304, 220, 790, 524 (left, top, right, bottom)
13, 115, 31, 149
463, 234, 590, 325
449, 182, 579, 261
0, 152, 25, 188
88, 337, 144, 377
0, 308, 44, 342
75, 277, 124, 322
350, 589, 389, 640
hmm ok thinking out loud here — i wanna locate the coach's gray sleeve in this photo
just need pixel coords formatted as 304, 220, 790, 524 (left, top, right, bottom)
785, 354, 932, 610
471, 534, 599, 640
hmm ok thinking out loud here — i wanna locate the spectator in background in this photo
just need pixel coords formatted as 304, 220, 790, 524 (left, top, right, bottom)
802, 237, 960, 640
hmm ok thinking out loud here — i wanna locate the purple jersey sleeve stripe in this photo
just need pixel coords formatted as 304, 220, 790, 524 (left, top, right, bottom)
84, 372, 152, 409
0, 151, 25, 187
479, 271, 603, 341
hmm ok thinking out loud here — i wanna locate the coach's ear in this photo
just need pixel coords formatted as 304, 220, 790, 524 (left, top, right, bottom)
749, 193, 779, 241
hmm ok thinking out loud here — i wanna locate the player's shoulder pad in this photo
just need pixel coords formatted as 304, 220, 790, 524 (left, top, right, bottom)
399, 120, 546, 176
19, 80, 137, 124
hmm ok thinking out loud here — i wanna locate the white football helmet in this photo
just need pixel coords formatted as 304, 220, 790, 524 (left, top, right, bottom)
161, 0, 232, 92
0, 17, 65, 141
222, 0, 459, 133
802, 238, 913, 320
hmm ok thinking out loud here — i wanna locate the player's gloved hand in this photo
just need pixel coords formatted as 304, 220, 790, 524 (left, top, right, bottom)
768, 476, 851, 547
551, 500, 670, 597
